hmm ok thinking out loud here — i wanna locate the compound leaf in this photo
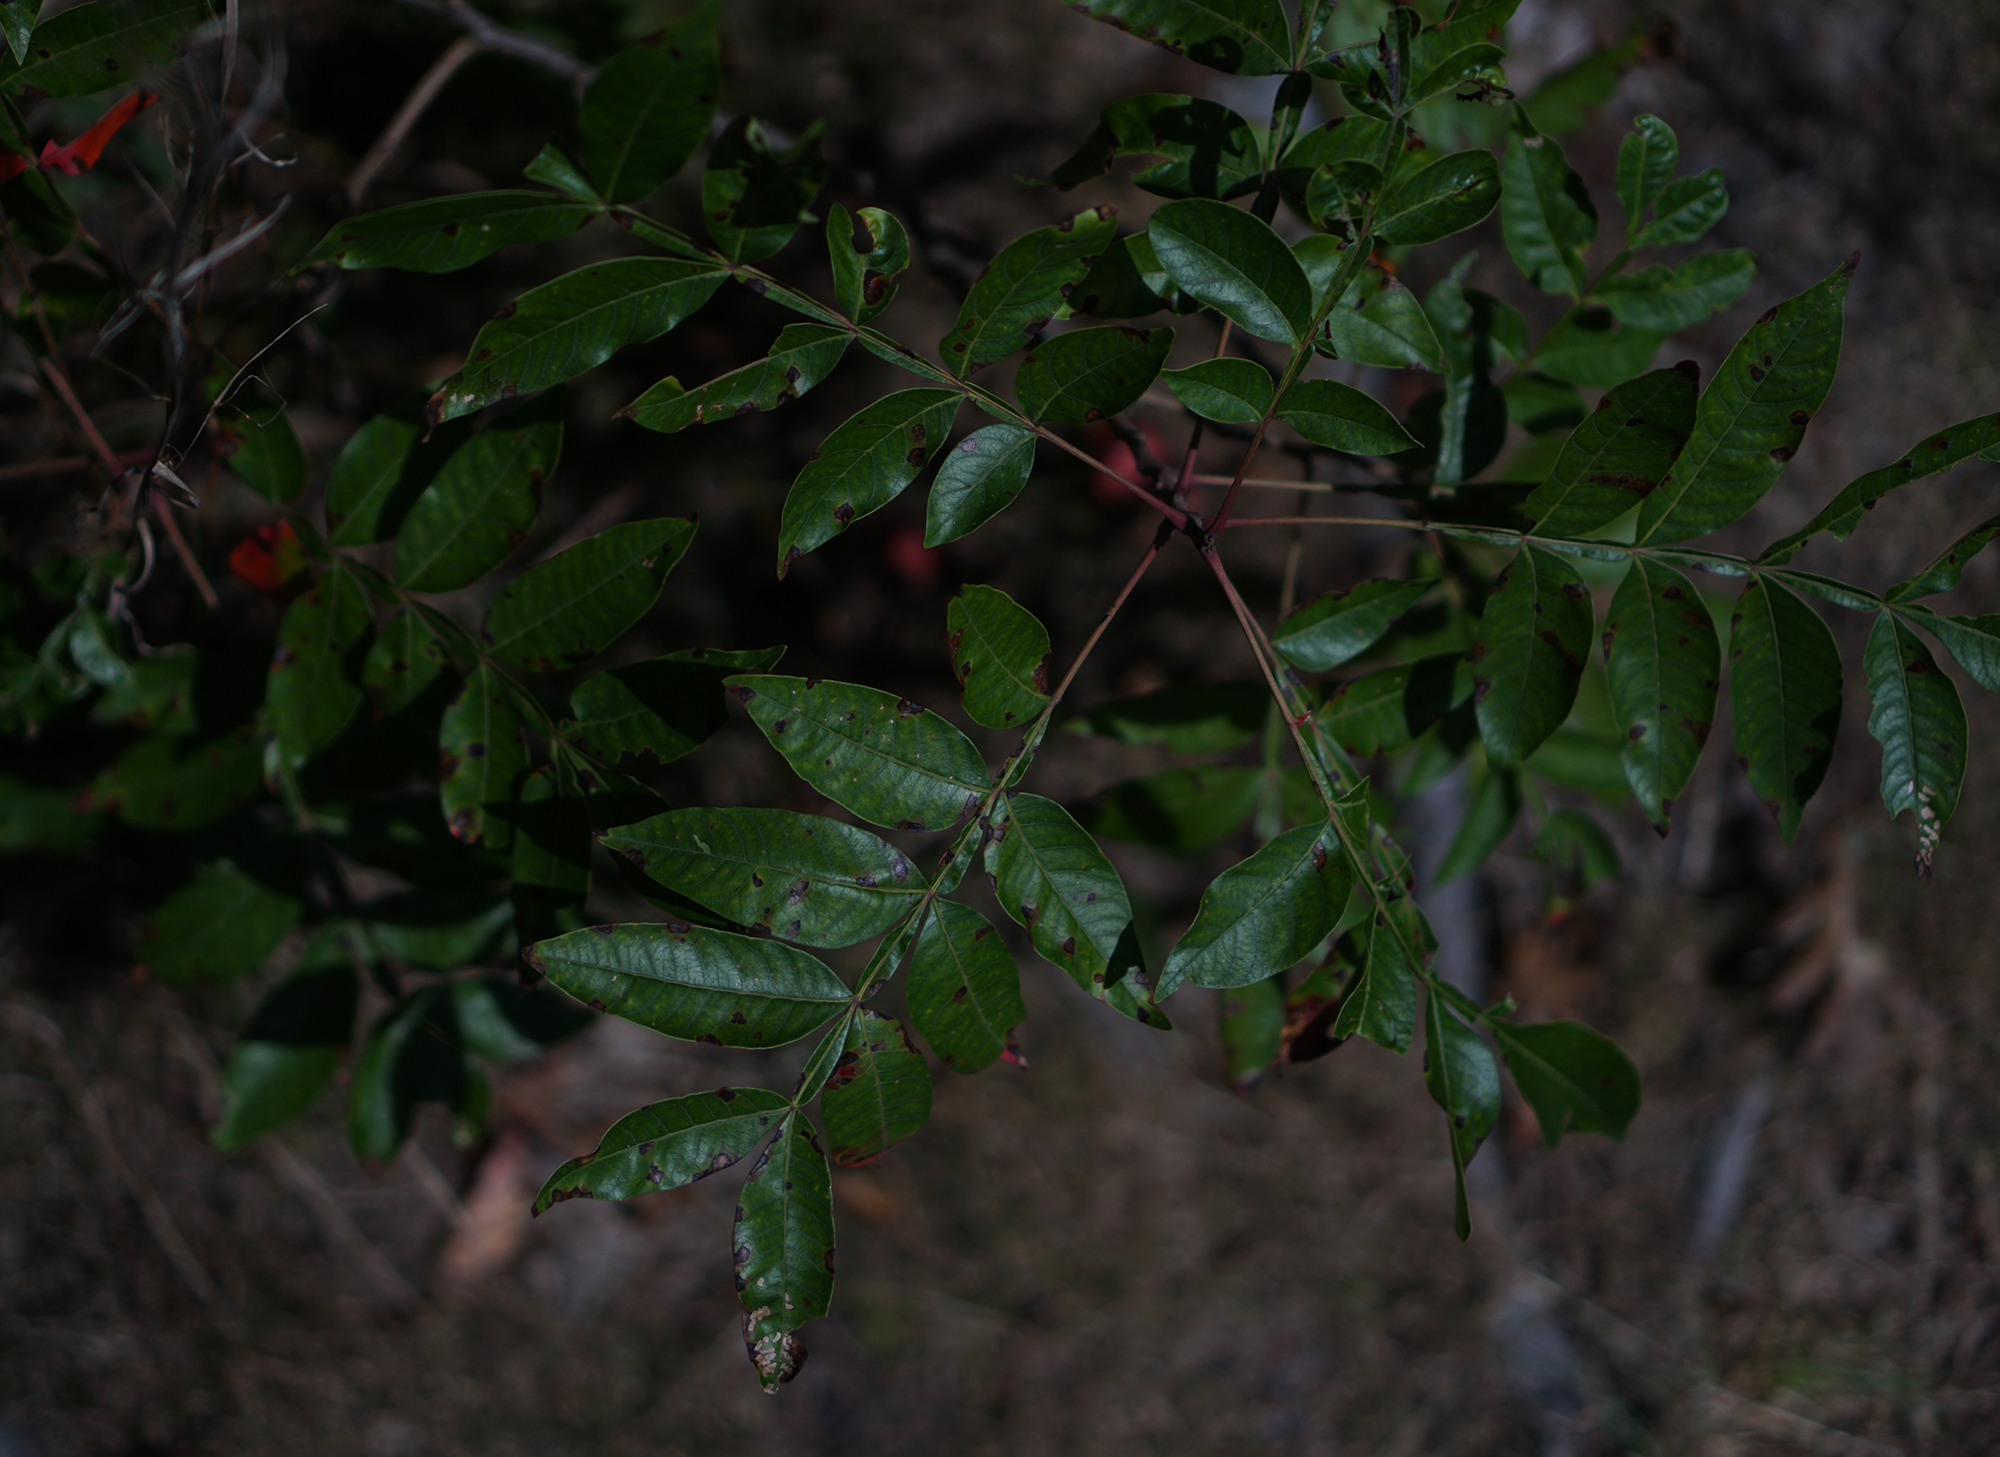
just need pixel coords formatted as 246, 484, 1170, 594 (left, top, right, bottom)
1148, 197, 1311, 344
1525, 362, 1698, 537
527, 921, 849, 1047
1639, 256, 1854, 544
482, 517, 694, 671
905, 901, 1024, 1074
1474, 545, 1593, 767
1158, 820, 1351, 997
1491, 1018, 1639, 1144
393, 402, 562, 592
299, 192, 600, 274
1275, 377, 1416, 456
1017, 324, 1173, 424
821, 1010, 932, 1166
1274, 578, 1434, 673
427, 260, 726, 426
942, 206, 1117, 375
777, 388, 959, 573
947, 584, 1051, 729
736, 1114, 835, 1391
728, 675, 990, 832
602, 808, 925, 948
1603, 558, 1720, 831
533, 1087, 786, 1212
987, 792, 1132, 996
1864, 613, 1965, 876
1730, 575, 1842, 840
925, 423, 1037, 547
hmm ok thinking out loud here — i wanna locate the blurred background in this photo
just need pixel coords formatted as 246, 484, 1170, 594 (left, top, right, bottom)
5, 0, 2000, 1452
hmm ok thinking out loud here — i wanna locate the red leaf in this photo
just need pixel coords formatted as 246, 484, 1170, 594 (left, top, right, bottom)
38, 91, 157, 176
227, 520, 309, 596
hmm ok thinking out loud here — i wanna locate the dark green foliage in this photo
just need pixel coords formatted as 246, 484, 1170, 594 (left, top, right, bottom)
7, 0, 1986, 1395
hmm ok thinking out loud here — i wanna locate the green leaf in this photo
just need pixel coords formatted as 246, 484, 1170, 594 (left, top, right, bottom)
827, 203, 909, 322
1374, 149, 1502, 248
533, 1087, 786, 1212
1598, 251, 1756, 333
602, 808, 925, 949
1910, 610, 2000, 693
1635, 168, 1728, 249
527, 922, 849, 1048
1275, 378, 1417, 456
776, 388, 959, 573
1433, 767, 1521, 884
1730, 575, 1842, 840
481, 517, 693, 672
325, 416, 419, 546
1158, 820, 1351, 997
736, 1114, 835, 1391
1603, 558, 1720, 831
821, 1010, 932, 1166
623, 324, 849, 434
1500, 123, 1598, 295
1070, 232, 1180, 319
141, 860, 298, 986
1424, 992, 1500, 1240
0, 2, 37, 66
1888, 516, 2000, 603
1638, 256, 1855, 544
85, 726, 262, 829
1474, 545, 1593, 768
298, 192, 600, 274
1615, 114, 1677, 242
702, 115, 826, 263
1318, 275, 1443, 370
1080, 765, 1262, 851
1273, 578, 1433, 673
1504, 372, 1586, 434
578, 8, 721, 204
439, 665, 529, 849
1220, 975, 1286, 1090
925, 423, 1037, 547
566, 645, 783, 766
393, 402, 562, 592
365, 892, 513, 971
1521, 24, 1654, 136
346, 988, 468, 1162
521, 144, 602, 203
213, 401, 307, 504
1407, 40, 1507, 108
1017, 325, 1173, 424
214, 951, 359, 1148
1331, 897, 1426, 1054
267, 562, 372, 770
987, 792, 1133, 996
1057, 0, 1290, 75
941, 206, 1116, 375
1535, 808, 1621, 887
1162, 356, 1272, 424
1148, 198, 1311, 345
1315, 660, 1458, 757
1864, 613, 1965, 876
1759, 413, 2000, 564
1531, 308, 1664, 390
1075, 680, 1267, 752
427, 260, 726, 426
729, 674, 991, 832
1490, 1018, 1640, 1144
0, 0, 203, 98
947, 584, 1051, 729
1524, 363, 1698, 537
361, 608, 449, 717
905, 901, 1025, 1074
1045, 94, 1262, 200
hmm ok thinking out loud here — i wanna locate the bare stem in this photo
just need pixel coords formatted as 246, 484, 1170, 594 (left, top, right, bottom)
346, 35, 481, 206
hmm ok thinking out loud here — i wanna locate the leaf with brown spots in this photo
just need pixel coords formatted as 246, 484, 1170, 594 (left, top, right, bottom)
1473, 545, 1594, 768
1158, 818, 1353, 997
946, 583, 1052, 729
297, 192, 602, 275
1524, 363, 1697, 537
0, 0, 203, 99
1602, 558, 1720, 832
820, 1010, 932, 1166
986, 793, 1139, 1006
482, 516, 695, 672
623, 323, 850, 434
775, 388, 959, 572
532, 1087, 787, 1213
905, 902, 1025, 1074
1729, 575, 1842, 841
735, 1114, 835, 1392
1863, 613, 1965, 877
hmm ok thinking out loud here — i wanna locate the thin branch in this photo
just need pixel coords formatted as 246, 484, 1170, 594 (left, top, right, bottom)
346, 34, 480, 206
0, 450, 152, 483
399, 0, 596, 93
